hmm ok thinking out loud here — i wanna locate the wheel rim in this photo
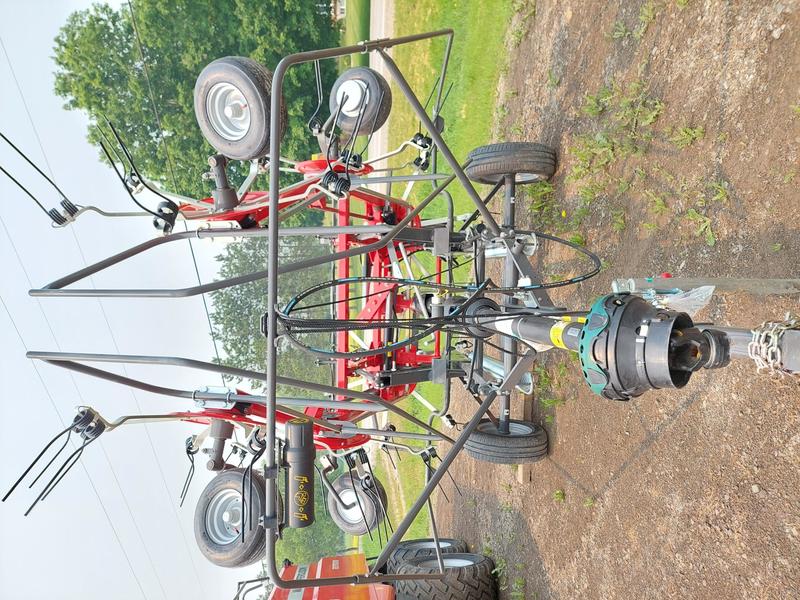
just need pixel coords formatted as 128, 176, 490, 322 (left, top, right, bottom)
417, 556, 477, 569
205, 488, 244, 545
514, 172, 546, 183
206, 82, 251, 141
337, 488, 367, 524
411, 540, 454, 550
335, 79, 369, 117
478, 421, 535, 436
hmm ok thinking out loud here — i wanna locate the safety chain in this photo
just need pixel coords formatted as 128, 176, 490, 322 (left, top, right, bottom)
748, 313, 800, 379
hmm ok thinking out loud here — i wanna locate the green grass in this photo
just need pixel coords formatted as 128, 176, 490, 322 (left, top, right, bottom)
341, 0, 370, 68
389, 0, 517, 216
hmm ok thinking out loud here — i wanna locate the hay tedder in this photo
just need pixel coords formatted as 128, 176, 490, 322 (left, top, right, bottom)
3, 29, 798, 600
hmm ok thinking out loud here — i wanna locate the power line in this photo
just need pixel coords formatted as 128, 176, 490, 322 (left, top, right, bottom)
126, 0, 224, 385
0, 294, 149, 600
0, 35, 187, 600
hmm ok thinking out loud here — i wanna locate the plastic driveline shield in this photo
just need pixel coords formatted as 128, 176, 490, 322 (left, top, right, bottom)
578, 295, 614, 395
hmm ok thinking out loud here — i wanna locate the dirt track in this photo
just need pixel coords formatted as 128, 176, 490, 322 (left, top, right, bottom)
435, 2, 800, 598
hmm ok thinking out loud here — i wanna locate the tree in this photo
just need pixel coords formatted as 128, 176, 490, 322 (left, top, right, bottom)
209, 210, 333, 391
53, 0, 340, 198
53, 1, 340, 385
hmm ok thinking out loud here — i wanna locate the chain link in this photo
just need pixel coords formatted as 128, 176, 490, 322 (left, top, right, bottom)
748, 313, 800, 380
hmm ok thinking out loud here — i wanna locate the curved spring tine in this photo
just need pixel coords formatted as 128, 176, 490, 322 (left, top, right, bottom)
2, 422, 73, 502
325, 92, 349, 171
178, 453, 195, 508
340, 93, 370, 183
28, 429, 73, 489
364, 455, 392, 533
306, 60, 324, 132
25, 435, 98, 516
358, 87, 386, 156
435, 453, 462, 497
347, 468, 373, 542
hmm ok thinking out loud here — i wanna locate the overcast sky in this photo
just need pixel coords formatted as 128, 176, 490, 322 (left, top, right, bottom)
0, 2, 260, 598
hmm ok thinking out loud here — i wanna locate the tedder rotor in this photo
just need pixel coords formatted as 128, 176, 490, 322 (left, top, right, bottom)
2, 29, 798, 600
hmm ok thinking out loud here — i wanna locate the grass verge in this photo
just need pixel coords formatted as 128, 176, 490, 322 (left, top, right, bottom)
341, 0, 371, 68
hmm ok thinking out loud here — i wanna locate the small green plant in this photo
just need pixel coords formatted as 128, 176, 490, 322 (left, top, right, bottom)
544, 414, 555, 424
583, 497, 596, 507
547, 69, 560, 88
709, 180, 729, 203
616, 178, 632, 195
771, 242, 783, 253
643, 222, 657, 231
492, 557, 508, 588
600, 258, 613, 271
676, 0, 689, 8
582, 86, 614, 116
685, 208, 716, 246
510, 577, 527, 599
611, 209, 626, 232
509, 124, 524, 137
556, 362, 568, 379
634, 1, 661, 39
782, 170, 796, 183
500, 482, 514, 494
540, 396, 566, 410
670, 126, 705, 148
644, 190, 669, 216
568, 233, 587, 246
553, 489, 566, 502
791, 103, 800, 117
611, 20, 632, 39
497, 104, 509, 120
500, 501, 514, 513
578, 181, 605, 204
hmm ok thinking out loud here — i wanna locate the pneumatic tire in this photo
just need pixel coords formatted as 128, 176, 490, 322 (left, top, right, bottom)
387, 538, 468, 573
464, 419, 548, 464
193, 468, 274, 568
326, 473, 387, 536
329, 67, 392, 135
194, 56, 288, 160
465, 142, 557, 184
395, 553, 497, 600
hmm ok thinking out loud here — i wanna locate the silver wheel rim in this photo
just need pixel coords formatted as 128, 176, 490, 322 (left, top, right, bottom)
479, 421, 535, 436
412, 540, 454, 550
205, 488, 244, 545
335, 79, 369, 117
515, 172, 545, 183
417, 556, 477, 569
338, 488, 367, 524
206, 82, 251, 141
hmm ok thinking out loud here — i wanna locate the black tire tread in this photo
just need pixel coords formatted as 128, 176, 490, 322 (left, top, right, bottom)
464, 419, 548, 465
194, 56, 288, 160
465, 142, 557, 184
395, 553, 497, 600
194, 468, 267, 568
387, 538, 468, 573
329, 67, 392, 136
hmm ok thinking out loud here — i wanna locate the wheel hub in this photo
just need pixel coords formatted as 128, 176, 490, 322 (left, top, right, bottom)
206, 82, 251, 141
205, 488, 244, 545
